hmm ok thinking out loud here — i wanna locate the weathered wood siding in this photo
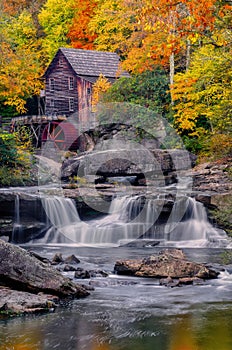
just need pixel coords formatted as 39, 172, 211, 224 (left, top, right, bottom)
45, 51, 79, 117
77, 77, 93, 130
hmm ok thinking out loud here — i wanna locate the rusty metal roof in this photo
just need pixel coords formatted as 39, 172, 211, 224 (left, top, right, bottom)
60, 48, 130, 78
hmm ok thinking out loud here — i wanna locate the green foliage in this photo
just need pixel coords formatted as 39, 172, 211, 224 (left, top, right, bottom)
102, 69, 171, 116
0, 100, 18, 117
96, 69, 184, 147
0, 129, 34, 187
4, 10, 37, 47
15, 126, 34, 153
0, 131, 18, 167
182, 135, 205, 154
0, 166, 27, 186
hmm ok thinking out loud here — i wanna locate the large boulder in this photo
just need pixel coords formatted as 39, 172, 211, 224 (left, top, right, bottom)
114, 249, 218, 279
0, 240, 89, 298
61, 148, 195, 183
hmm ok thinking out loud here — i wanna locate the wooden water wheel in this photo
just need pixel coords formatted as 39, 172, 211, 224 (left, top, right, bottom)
41, 121, 79, 150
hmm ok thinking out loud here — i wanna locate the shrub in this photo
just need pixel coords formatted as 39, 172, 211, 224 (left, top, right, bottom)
0, 131, 18, 167
0, 129, 34, 187
209, 134, 232, 159
0, 166, 25, 186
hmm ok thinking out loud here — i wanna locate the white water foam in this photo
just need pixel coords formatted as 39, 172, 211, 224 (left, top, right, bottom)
33, 195, 231, 248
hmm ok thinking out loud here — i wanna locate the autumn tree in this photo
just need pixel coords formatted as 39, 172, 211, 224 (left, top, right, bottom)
171, 2, 232, 133
88, 0, 155, 71
92, 74, 111, 110
1, 0, 27, 15
0, 11, 43, 115
87, 0, 223, 78
67, 0, 98, 49
171, 40, 232, 153
38, 0, 75, 60
134, 0, 221, 85
1, 0, 46, 15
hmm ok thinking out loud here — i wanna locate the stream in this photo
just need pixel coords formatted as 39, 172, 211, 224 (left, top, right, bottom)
1, 245, 232, 350
1, 186, 232, 349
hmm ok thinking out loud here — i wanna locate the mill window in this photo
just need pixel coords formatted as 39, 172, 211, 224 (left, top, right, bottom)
69, 97, 74, 111
69, 77, 74, 90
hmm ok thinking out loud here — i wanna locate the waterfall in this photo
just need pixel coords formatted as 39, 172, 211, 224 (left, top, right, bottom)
42, 196, 81, 227
163, 197, 229, 247
38, 196, 84, 243
33, 195, 230, 247
38, 196, 143, 244
11, 194, 23, 243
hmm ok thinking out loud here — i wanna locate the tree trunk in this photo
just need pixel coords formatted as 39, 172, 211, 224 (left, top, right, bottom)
186, 39, 191, 71
169, 52, 175, 104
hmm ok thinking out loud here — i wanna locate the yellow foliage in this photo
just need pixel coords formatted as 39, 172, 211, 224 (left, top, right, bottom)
172, 42, 232, 137
92, 74, 111, 110
0, 11, 44, 113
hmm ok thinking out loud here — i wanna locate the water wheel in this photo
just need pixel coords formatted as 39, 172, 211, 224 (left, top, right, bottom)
41, 121, 79, 150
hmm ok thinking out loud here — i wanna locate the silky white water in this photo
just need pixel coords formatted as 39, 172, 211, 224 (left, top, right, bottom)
12, 194, 23, 242
34, 195, 230, 248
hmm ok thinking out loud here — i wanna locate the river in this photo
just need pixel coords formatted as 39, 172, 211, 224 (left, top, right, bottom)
1, 244, 232, 350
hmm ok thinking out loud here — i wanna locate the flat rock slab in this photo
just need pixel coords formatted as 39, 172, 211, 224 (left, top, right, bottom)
0, 287, 57, 316
114, 249, 219, 279
61, 148, 194, 180
0, 240, 89, 298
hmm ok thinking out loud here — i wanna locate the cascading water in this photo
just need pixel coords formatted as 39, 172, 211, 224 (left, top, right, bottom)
38, 196, 83, 243
42, 196, 81, 227
11, 194, 23, 242
33, 194, 230, 248
38, 195, 144, 244
162, 197, 229, 247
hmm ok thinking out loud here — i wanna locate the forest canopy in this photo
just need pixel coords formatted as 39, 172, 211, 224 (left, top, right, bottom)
0, 0, 231, 156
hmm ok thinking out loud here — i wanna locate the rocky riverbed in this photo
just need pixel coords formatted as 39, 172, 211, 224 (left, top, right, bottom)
0, 241, 224, 318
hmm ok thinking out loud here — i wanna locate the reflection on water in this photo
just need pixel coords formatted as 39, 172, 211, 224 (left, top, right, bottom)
1, 307, 232, 350
1, 246, 232, 350
168, 314, 197, 350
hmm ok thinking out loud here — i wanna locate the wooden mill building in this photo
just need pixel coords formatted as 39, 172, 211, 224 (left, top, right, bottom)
44, 47, 129, 117
11, 48, 129, 150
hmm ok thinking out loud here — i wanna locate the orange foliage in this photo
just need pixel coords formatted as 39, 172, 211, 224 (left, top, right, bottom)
138, 0, 220, 66
2, 0, 27, 15
68, 0, 98, 49
1, 0, 45, 15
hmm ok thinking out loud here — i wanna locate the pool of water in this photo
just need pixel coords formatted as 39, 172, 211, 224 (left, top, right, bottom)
1, 245, 232, 350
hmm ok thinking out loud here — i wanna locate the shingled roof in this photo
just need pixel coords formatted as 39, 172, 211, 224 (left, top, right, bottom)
57, 48, 130, 79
